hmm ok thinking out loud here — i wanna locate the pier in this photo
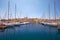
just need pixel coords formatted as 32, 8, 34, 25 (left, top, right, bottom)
0, 18, 60, 29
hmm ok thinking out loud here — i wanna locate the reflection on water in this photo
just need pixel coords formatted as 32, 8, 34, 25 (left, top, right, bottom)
57, 29, 60, 34
0, 29, 5, 32
0, 23, 60, 40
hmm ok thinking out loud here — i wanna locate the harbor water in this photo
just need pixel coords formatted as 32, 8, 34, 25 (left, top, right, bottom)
0, 23, 60, 40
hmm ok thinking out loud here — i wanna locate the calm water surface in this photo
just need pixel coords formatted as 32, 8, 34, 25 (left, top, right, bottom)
0, 23, 60, 40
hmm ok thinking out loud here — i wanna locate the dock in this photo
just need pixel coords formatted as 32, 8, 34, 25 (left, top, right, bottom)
0, 21, 30, 29
0, 17, 60, 30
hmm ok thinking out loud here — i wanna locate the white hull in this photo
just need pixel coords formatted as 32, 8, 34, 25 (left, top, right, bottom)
3, 23, 15, 26
20, 22, 30, 25
3, 22, 30, 26
41, 22, 57, 27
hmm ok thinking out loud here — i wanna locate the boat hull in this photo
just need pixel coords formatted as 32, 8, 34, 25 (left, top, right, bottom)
41, 22, 57, 27
0, 25, 6, 29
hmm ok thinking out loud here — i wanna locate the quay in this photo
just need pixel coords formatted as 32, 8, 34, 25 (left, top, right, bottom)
0, 18, 60, 30
0, 20, 30, 29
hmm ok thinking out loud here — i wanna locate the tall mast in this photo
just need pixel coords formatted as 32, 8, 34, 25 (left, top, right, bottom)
15, 4, 16, 20
48, 1, 50, 20
54, 0, 56, 20
8, 1, 10, 20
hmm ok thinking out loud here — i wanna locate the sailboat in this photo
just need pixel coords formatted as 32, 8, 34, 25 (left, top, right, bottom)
45, 0, 57, 27
12, 4, 21, 26
3, 1, 15, 27
41, 0, 57, 27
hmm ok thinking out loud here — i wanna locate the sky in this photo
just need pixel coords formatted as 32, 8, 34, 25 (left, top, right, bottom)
0, 0, 60, 19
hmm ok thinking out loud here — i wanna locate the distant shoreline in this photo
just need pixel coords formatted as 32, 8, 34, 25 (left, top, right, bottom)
0, 18, 60, 23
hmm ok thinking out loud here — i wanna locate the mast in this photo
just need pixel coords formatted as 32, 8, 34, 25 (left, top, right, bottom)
15, 4, 16, 20
8, 1, 10, 20
54, 0, 56, 20
48, 1, 50, 20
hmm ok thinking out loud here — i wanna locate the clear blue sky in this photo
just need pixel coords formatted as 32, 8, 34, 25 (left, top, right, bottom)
0, 0, 60, 19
